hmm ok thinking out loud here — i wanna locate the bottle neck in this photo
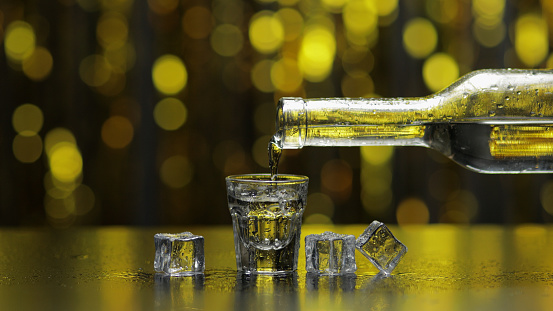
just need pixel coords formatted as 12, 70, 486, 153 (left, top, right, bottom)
276, 97, 436, 149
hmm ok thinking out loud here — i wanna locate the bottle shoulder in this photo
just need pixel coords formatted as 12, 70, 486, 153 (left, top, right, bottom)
437, 68, 553, 97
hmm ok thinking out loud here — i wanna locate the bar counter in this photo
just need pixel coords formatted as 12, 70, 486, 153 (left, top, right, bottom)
1, 224, 552, 310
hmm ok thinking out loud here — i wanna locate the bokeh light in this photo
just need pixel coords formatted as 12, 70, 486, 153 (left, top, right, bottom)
152, 54, 188, 95
104, 42, 136, 73
341, 74, 374, 97
251, 60, 276, 93
343, 0, 377, 36
210, 24, 244, 57
472, 0, 505, 48
101, 116, 134, 149
403, 18, 437, 59
44, 195, 74, 220
473, 0, 505, 23
97, 12, 128, 50
48, 142, 83, 183
212, 0, 244, 24
515, 14, 548, 67
153, 97, 188, 131
160, 155, 194, 188
321, 0, 348, 12
396, 197, 430, 225
298, 23, 336, 82
361, 146, 394, 165
342, 47, 374, 77
12, 103, 43, 136
271, 57, 303, 92
249, 11, 284, 54
44, 128, 83, 186
426, 0, 458, 24
22, 47, 54, 81
4, 21, 35, 63
473, 19, 505, 48
44, 128, 77, 157
13, 134, 43, 163
375, 0, 399, 17
276, 8, 303, 42
423, 53, 459, 92
80, 54, 112, 87
44, 171, 83, 199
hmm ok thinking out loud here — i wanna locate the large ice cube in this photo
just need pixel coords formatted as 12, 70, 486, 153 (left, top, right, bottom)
305, 231, 356, 275
154, 232, 205, 275
355, 221, 407, 275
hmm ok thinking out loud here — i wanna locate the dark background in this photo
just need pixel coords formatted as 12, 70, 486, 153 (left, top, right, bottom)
1, 0, 552, 227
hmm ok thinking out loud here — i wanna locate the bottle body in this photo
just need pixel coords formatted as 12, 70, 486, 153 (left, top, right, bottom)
275, 69, 553, 173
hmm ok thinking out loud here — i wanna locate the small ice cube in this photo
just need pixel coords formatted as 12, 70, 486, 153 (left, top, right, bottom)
305, 231, 356, 275
154, 232, 205, 275
355, 221, 407, 275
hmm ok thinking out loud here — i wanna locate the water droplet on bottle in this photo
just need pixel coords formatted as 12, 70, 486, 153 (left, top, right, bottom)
505, 96, 510, 101
428, 113, 434, 118
497, 104, 504, 109
507, 85, 514, 91
490, 85, 499, 90
462, 93, 469, 99
516, 91, 522, 95
489, 110, 496, 117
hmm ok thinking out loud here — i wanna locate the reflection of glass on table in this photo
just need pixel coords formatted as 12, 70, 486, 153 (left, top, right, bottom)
226, 174, 309, 274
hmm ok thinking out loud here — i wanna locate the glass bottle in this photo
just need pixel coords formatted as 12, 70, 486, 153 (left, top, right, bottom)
274, 69, 553, 173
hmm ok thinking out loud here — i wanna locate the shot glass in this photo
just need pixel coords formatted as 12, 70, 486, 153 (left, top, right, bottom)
226, 174, 309, 274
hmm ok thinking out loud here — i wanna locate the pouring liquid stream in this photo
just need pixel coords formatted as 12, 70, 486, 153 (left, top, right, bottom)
268, 134, 282, 180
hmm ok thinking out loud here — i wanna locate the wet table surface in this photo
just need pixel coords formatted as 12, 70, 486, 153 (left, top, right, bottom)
1, 224, 553, 310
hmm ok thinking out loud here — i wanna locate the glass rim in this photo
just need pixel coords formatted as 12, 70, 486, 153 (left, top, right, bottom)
225, 173, 308, 183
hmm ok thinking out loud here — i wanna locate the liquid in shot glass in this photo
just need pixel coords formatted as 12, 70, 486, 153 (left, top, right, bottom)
226, 174, 308, 274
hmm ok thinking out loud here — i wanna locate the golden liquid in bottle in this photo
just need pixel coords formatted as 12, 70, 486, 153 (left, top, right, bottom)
278, 86, 553, 172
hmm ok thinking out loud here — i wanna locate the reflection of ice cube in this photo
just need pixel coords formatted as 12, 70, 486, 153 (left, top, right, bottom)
154, 232, 205, 276
355, 221, 407, 275
305, 231, 356, 275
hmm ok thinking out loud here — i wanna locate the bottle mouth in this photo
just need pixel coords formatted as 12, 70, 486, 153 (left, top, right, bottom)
225, 173, 309, 184
276, 97, 307, 149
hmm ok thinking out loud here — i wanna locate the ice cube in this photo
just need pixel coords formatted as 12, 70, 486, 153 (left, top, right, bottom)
154, 232, 205, 275
305, 231, 357, 275
355, 221, 407, 275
